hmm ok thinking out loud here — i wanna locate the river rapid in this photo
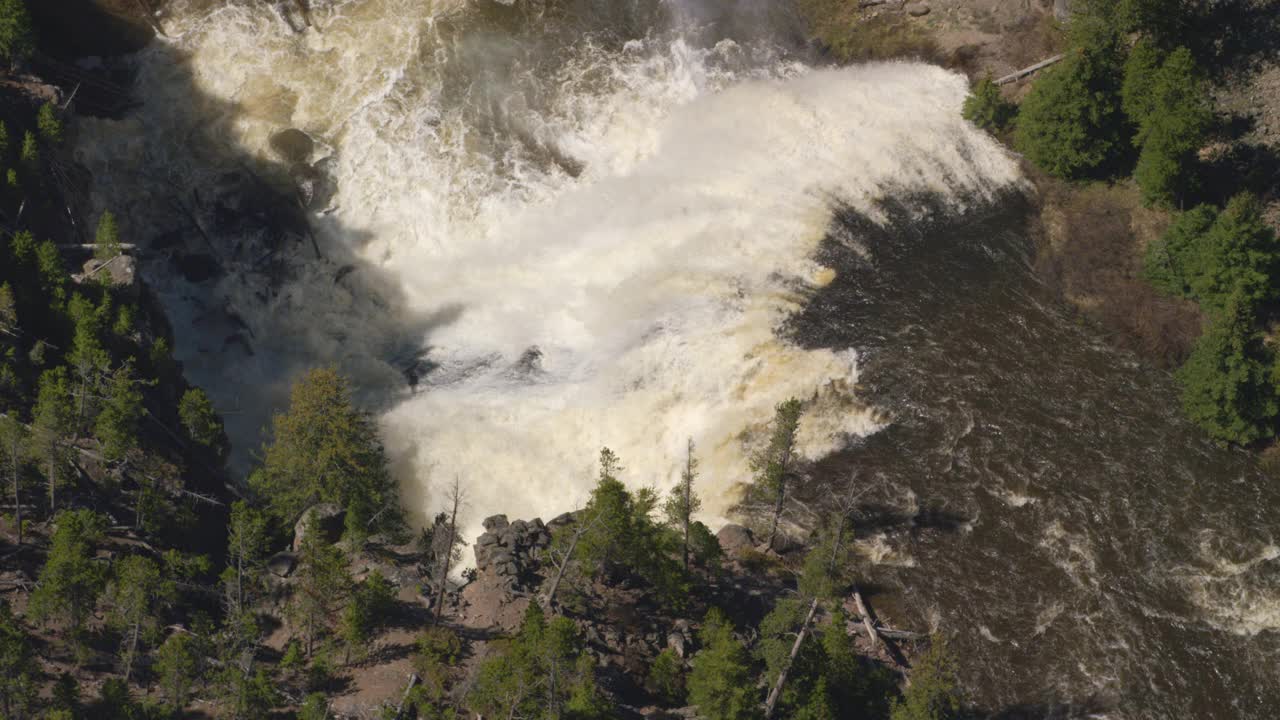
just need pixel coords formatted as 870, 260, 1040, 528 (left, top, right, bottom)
74, 0, 1280, 716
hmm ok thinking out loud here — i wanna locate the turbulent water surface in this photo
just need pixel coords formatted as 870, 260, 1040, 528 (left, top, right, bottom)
76, 0, 1280, 717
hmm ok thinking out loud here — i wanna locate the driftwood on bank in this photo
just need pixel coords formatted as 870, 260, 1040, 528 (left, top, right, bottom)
853, 589, 913, 669
392, 673, 419, 719
996, 54, 1066, 85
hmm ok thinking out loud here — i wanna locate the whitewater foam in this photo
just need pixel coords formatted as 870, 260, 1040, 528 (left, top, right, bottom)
78, 0, 1021, 544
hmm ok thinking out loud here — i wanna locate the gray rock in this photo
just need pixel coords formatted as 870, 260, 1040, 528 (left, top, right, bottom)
548, 512, 575, 528
477, 532, 499, 547
267, 552, 297, 578
292, 503, 343, 552
483, 514, 510, 532
716, 524, 755, 557
666, 632, 687, 659
269, 128, 314, 163
905, 2, 930, 16
78, 255, 138, 295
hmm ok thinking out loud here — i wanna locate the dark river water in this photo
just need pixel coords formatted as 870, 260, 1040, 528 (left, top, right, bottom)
795, 194, 1280, 719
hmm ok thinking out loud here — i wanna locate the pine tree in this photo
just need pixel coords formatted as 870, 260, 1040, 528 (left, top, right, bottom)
1142, 204, 1218, 297
1176, 295, 1278, 445
0, 0, 34, 69
155, 632, 201, 713
0, 601, 36, 720
687, 609, 759, 720
1014, 27, 1128, 179
104, 554, 177, 681
962, 75, 1016, 133
95, 362, 144, 461
749, 398, 803, 550
1188, 193, 1280, 315
664, 438, 703, 572
30, 368, 73, 514
29, 509, 108, 659
95, 211, 122, 261
223, 500, 270, 618
0, 413, 27, 545
37, 103, 63, 146
339, 570, 395, 663
1124, 46, 1212, 206
889, 636, 962, 720
179, 387, 225, 450
289, 530, 352, 657
249, 367, 404, 540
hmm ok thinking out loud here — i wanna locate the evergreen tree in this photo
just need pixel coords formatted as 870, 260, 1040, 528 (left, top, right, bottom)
37, 102, 63, 146
249, 367, 403, 540
688, 609, 758, 720
0, 601, 37, 720
0, 413, 27, 545
18, 131, 35, 170
29, 509, 109, 658
889, 636, 962, 720
1014, 29, 1128, 179
1188, 193, 1280, 315
104, 554, 177, 681
154, 632, 201, 713
339, 570, 396, 663
223, 500, 270, 618
1142, 204, 1218, 297
30, 367, 73, 514
467, 601, 608, 719
1176, 295, 1278, 445
962, 75, 1016, 133
748, 398, 803, 550
95, 211, 123, 261
95, 362, 144, 461
664, 438, 703, 572
289, 530, 352, 657
0, 0, 34, 69
179, 387, 225, 450
1124, 46, 1213, 206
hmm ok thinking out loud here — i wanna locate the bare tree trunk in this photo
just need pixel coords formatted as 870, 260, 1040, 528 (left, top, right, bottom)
434, 477, 463, 625
9, 435, 20, 546
763, 597, 819, 719
544, 514, 597, 612
123, 620, 141, 682
47, 455, 55, 516
681, 439, 693, 571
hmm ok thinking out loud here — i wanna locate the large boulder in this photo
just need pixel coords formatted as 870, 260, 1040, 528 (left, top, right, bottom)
269, 128, 315, 164
78, 255, 138, 295
716, 524, 755, 558
292, 503, 344, 552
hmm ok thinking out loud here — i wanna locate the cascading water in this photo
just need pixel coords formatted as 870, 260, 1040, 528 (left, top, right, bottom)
74, 0, 1280, 717
76, 0, 1017, 532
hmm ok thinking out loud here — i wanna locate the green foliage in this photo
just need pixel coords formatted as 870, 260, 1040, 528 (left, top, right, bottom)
95, 212, 123, 261
104, 555, 177, 680
95, 363, 144, 461
663, 438, 703, 571
1123, 46, 1212, 206
30, 367, 73, 509
757, 598, 824, 713
299, 692, 330, 720
688, 520, 723, 571
0, 0, 34, 68
0, 601, 37, 720
30, 510, 108, 657
340, 570, 396, 662
410, 627, 462, 716
962, 76, 1016, 133
223, 500, 270, 617
890, 636, 962, 720
467, 601, 608, 719
578, 447, 689, 606
289, 530, 352, 656
154, 632, 201, 712
1143, 205, 1218, 296
747, 398, 802, 548
1176, 296, 1278, 445
18, 131, 35, 169
249, 367, 404, 540
37, 103, 63, 146
647, 648, 685, 705
1014, 38, 1128, 179
178, 387, 224, 449
687, 609, 759, 720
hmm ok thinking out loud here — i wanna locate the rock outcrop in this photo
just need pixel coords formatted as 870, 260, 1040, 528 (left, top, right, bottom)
473, 514, 551, 590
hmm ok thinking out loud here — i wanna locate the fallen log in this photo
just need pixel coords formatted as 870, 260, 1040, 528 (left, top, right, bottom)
996, 54, 1066, 85
764, 597, 819, 719
392, 673, 419, 719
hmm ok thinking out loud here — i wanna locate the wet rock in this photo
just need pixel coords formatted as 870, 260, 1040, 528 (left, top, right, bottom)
716, 524, 755, 557
173, 252, 221, 283
290, 160, 337, 211
269, 128, 315, 164
905, 2, 930, 16
267, 552, 297, 578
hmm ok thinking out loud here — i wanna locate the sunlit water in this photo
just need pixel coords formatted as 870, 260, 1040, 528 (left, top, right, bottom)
74, 0, 1280, 716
